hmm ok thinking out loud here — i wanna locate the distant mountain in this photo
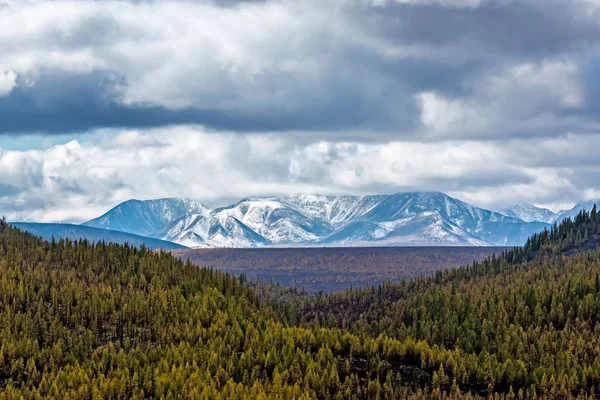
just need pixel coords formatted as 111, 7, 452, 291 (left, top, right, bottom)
12, 223, 186, 250
85, 192, 552, 248
296, 192, 548, 247
552, 201, 599, 224
500, 204, 556, 223
83, 198, 207, 236
500, 201, 599, 225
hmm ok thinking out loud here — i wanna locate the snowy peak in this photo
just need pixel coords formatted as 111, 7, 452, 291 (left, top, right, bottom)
83, 198, 208, 236
552, 201, 599, 224
83, 192, 558, 248
500, 204, 556, 223
360, 192, 474, 222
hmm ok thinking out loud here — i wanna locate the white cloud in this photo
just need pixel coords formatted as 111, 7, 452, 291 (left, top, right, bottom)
482, 61, 583, 110
0, 70, 17, 96
416, 60, 585, 139
584, 188, 600, 201
418, 92, 478, 132
1, 126, 598, 222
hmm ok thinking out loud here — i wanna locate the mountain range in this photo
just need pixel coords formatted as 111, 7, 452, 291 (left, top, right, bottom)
10, 193, 596, 249
81, 192, 580, 248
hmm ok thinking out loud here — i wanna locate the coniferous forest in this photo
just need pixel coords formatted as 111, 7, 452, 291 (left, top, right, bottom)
1, 205, 600, 399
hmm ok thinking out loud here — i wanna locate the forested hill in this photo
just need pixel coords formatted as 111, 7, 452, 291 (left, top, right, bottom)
0, 206, 600, 399
276, 205, 600, 398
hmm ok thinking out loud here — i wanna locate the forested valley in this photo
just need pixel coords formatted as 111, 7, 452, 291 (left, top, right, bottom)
1, 205, 600, 399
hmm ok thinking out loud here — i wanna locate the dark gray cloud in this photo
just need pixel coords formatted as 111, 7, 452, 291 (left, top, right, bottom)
0, 69, 416, 135
0, 0, 598, 139
369, 1, 600, 55
0, 71, 199, 133
0, 70, 217, 134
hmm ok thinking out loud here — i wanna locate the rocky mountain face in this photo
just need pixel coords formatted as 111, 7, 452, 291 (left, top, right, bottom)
83, 193, 554, 248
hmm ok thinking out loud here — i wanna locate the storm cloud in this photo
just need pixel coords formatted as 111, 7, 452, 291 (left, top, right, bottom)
0, 0, 599, 139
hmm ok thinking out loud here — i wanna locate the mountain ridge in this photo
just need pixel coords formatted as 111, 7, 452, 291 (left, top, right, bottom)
82, 192, 561, 248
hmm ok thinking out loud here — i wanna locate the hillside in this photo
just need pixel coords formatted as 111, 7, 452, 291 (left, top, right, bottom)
11, 222, 186, 250
1, 205, 600, 399
272, 204, 600, 397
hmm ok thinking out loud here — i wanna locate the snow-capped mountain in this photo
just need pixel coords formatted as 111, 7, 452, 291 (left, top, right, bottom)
552, 201, 599, 224
83, 198, 208, 236
84, 192, 552, 248
303, 192, 547, 247
499, 204, 556, 223
500, 201, 599, 224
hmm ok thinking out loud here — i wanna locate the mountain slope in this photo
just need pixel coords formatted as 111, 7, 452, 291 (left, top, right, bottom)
500, 201, 600, 224
12, 222, 186, 250
83, 198, 207, 236
286, 206, 600, 398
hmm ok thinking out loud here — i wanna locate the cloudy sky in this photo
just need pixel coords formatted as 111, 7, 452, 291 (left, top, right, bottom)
1, 0, 600, 222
